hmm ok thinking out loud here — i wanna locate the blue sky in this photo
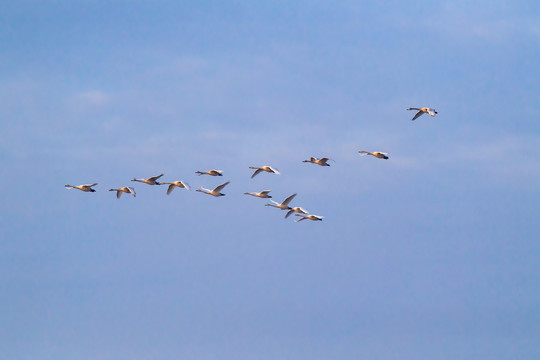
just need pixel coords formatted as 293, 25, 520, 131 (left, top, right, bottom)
1, 1, 540, 359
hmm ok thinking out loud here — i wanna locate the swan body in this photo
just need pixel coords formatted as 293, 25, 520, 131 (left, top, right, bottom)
196, 170, 223, 176
109, 187, 136, 199
249, 166, 280, 178
131, 174, 164, 185
407, 107, 437, 121
161, 181, 190, 195
285, 206, 309, 219
302, 157, 332, 166
359, 150, 389, 159
265, 193, 297, 210
196, 181, 230, 197
65, 183, 98, 192
244, 190, 272, 198
295, 214, 324, 222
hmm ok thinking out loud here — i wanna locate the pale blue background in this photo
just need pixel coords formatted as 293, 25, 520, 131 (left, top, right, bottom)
1, 1, 539, 359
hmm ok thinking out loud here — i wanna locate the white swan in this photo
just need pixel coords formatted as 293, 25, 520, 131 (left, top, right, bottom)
407, 107, 437, 121
131, 174, 164, 185
359, 150, 389, 159
244, 190, 272, 198
265, 193, 297, 210
195, 170, 224, 176
65, 183, 98, 192
109, 187, 136, 199
161, 181, 190, 195
295, 214, 323, 222
249, 166, 280, 178
302, 157, 333, 166
285, 206, 308, 219
196, 181, 230, 197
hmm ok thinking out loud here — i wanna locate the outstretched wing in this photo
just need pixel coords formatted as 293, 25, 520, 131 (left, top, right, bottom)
295, 214, 307, 222
148, 174, 164, 181
180, 181, 190, 190
127, 187, 136, 197
282, 193, 297, 206
411, 110, 424, 121
167, 184, 175, 195
285, 209, 294, 218
116, 190, 122, 199
214, 181, 230, 193
268, 166, 280, 175
251, 169, 263, 178
259, 190, 271, 196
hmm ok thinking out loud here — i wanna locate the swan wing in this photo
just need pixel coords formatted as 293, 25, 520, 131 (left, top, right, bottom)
285, 209, 294, 218
282, 193, 297, 206
148, 174, 164, 181
411, 110, 424, 121
167, 184, 175, 195
251, 169, 263, 178
213, 181, 230, 192
180, 181, 190, 190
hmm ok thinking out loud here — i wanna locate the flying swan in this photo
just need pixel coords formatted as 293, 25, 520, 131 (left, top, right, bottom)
65, 183, 98, 192
109, 187, 136, 199
196, 181, 230, 197
407, 107, 437, 121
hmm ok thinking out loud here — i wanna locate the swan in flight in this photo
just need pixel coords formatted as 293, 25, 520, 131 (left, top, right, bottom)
131, 174, 164, 185
265, 193, 297, 210
244, 190, 272, 198
196, 181, 230, 197
359, 150, 389, 159
407, 107, 437, 121
285, 206, 309, 219
109, 187, 136, 199
302, 157, 333, 166
196, 169, 224, 176
65, 183, 98, 192
161, 180, 190, 195
249, 166, 280, 178
295, 214, 324, 222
